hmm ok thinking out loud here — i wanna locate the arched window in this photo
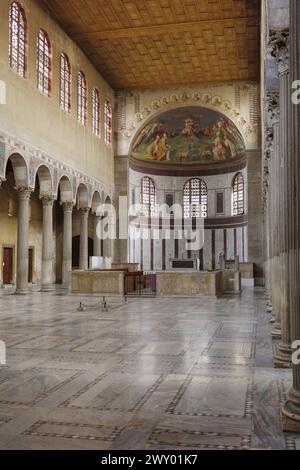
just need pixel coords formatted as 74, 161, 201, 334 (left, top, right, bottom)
60, 53, 71, 112
232, 173, 245, 216
104, 99, 112, 145
77, 71, 87, 126
140, 177, 156, 216
92, 88, 100, 137
9, 2, 27, 78
183, 178, 208, 219
37, 29, 51, 96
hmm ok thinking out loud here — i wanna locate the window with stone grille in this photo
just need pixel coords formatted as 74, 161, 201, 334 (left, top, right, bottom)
77, 71, 87, 126
140, 177, 156, 216
9, 2, 27, 78
60, 53, 71, 112
92, 88, 100, 137
232, 172, 245, 216
37, 29, 51, 96
183, 178, 208, 219
104, 99, 112, 145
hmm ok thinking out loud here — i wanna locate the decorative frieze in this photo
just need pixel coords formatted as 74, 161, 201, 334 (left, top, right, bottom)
0, 131, 114, 203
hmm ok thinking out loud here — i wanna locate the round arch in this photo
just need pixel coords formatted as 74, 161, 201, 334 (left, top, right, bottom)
34, 165, 53, 196
129, 106, 246, 166
76, 183, 89, 209
5, 153, 29, 188
91, 190, 102, 214
57, 175, 73, 203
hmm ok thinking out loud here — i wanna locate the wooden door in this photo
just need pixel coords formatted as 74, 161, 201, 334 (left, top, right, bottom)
3, 247, 13, 285
28, 248, 33, 283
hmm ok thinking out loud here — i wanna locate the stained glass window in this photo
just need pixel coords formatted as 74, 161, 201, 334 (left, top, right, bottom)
140, 177, 156, 216
9, 2, 27, 78
37, 29, 51, 96
92, 88, 100, 137
60, 53, 71, 112
77, 71, 87, 126
232, 173, 245, 216
183, 178, 208, 219
104, 99, 112, 145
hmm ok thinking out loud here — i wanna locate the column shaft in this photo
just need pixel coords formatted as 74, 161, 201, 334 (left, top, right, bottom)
282, 0, 300, 431
93, 215, 102, 257
62, 202, 73, 288
79, 208, 90, 270
275, 39, 291, 367
41, 196, 55, 291
16, 188, 32, 294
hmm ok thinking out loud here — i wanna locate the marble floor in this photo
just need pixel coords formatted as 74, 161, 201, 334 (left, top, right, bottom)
0, 289, 299, 450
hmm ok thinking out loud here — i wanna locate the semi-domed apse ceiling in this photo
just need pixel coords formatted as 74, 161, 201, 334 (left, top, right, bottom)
130, 107, 246, 166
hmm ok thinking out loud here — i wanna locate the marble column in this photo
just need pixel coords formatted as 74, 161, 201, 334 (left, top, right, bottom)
266, 92, 281, 336
93, 214, 102, 257
270, 29, 292, 367
282, 0, 300, 431
16, 187, 32, 294
62, 201, 73, 288
264, 128, 273, 316
41, 195, 55, 291
79, 207, 90, 270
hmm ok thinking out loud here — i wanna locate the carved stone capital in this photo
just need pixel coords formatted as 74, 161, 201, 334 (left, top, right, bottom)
16, 187, 33, 200
268, 29, 289, 76
266, 92, 280, 123
61, 201, 74, 213
40, 194, 56, 206
79, 207, 90, 219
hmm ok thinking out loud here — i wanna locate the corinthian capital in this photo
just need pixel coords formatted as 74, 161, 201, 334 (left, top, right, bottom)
16, 186, 33, 200
79, 207, 90, 219
40, 194, 56, 206
61, 201, 74, 212
268, 29, 289, 75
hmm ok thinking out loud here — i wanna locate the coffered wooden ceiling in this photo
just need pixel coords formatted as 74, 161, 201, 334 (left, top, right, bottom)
39, 0, 260, 90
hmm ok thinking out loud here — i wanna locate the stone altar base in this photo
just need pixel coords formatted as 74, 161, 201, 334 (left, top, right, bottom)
72, 270, 125, 295
156, 271, 223, 297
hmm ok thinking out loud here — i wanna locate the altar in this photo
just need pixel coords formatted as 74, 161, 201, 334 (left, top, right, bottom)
156, 270, 223, 297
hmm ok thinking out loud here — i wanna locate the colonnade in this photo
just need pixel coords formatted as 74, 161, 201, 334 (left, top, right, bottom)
0, 178, 109, 293
264, 0, 300, 431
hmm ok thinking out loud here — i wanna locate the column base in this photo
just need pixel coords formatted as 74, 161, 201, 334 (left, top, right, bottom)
41, 284, 55, 292
271, 323, 282, 339
282, 388, 300, 432
274, 344, 292, 368
269, 316, 275, 323
15, 288, 29, 295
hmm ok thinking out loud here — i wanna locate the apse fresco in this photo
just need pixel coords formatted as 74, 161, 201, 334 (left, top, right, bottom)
130, 107, 245, 164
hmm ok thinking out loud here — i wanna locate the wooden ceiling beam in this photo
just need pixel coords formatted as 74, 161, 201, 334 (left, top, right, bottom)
71, 16, 259, 42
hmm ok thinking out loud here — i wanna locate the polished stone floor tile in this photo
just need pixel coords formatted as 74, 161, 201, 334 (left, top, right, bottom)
0, 289, 299, 449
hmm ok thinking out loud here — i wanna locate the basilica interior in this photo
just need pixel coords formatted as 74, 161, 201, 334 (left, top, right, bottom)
0, 0, 300, 451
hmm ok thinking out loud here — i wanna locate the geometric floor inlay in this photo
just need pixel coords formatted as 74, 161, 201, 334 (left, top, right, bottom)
0, 289, 298, 450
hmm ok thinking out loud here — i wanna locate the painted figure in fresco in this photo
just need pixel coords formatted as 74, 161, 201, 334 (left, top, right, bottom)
145, 135, 160, 159
213, 135, 227, 161
216, 119, 238, 158
133, 123, 161, 152
182, 118, 198, 139
156, 133, 169, 161
131, 107, 245, 164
